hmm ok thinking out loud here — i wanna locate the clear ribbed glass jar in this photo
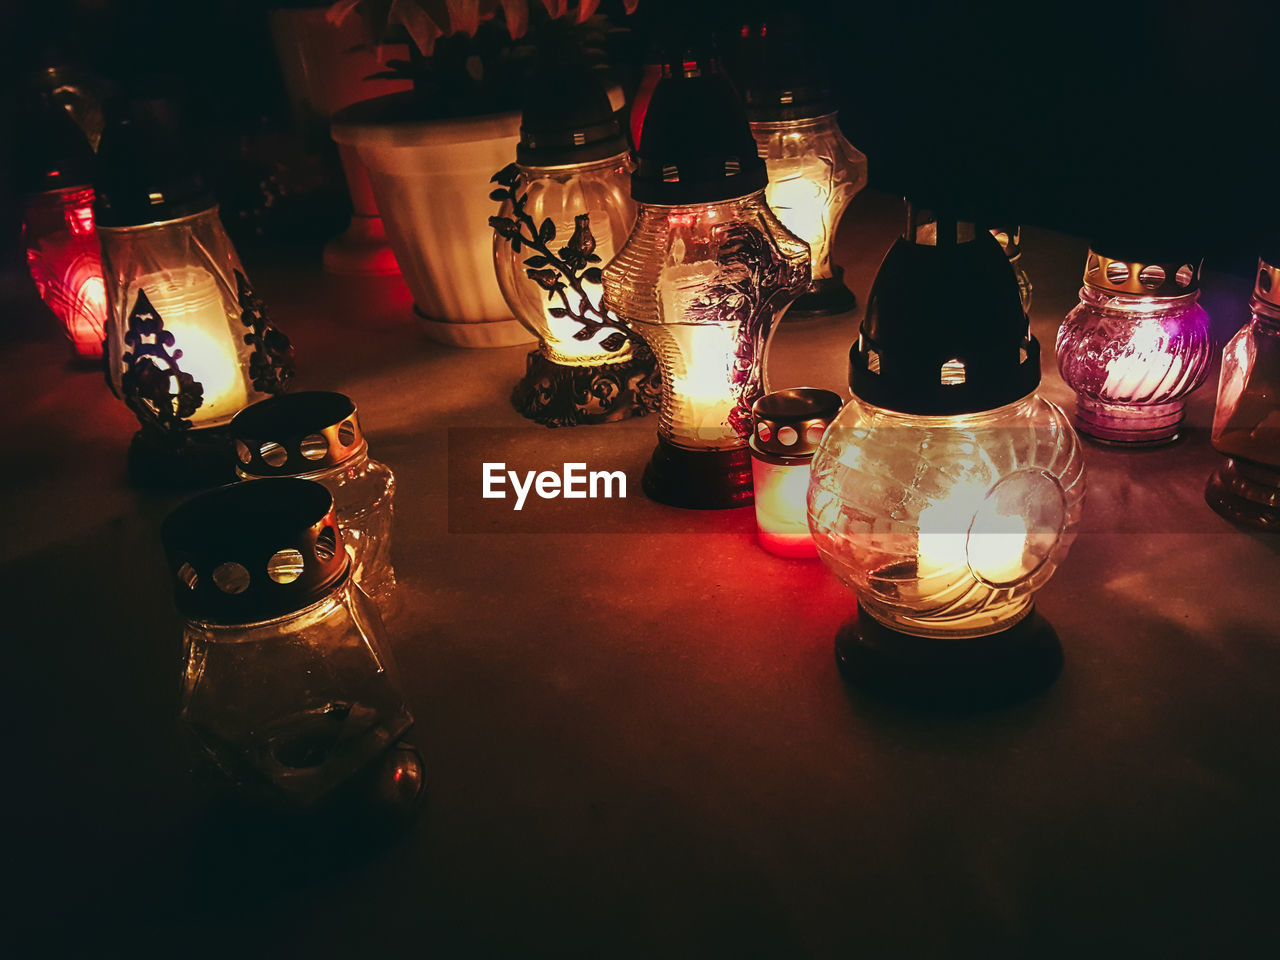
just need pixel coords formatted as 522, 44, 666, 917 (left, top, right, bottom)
23, 184, 108, 359
603, 192, 811, 450
164, 479, 411, 807
808, 393, 1086, 639
99, 207, 271, 430
493, 153, 636, 365
752, 113, 865, 296
1056, 253, 1212, 444
1206, 258, 1280, 528
181, 579, 412, 803
232, 393, 397, 609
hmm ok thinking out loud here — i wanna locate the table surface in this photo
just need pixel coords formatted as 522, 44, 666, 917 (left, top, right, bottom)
7, 192, 1278, 957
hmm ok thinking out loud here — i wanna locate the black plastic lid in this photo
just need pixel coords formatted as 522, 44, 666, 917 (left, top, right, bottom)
734, 21, 835, 123
162, 479, 349, 625
94, 93, 215, 227
16, 94, 95, 195
850, 204, 1040, 415
517, 65, 628, 166
631, 45, 767, 205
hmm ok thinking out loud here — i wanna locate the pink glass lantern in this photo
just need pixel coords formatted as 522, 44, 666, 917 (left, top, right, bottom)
1205, 254, 1280, 529
1056, 245, 1212, 444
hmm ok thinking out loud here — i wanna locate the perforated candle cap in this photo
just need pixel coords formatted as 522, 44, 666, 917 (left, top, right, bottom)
1254, 256, 1280, 312
1083, 233, 1202, 297
231, 391, 366, 477
734, 20, 835, 123
517, 65, 628, 167
750, 387, 843, 461
162, 479, 349, 624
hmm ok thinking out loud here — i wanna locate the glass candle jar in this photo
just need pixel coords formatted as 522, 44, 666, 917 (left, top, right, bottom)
162, 478, 412, 807
603, 48, 811, 508
750, 114, 866, 317
1056, 248, 1211, 444
491, 65, 658, 425
750, 388, 842, 557
735, 21, 866, 317
23, 185, 108, 360
95, 95, 294, 484
1205, 256, 1280, 529
808, 206, 1085, 703
231, 392, 398, 608
17, 87, 106, 361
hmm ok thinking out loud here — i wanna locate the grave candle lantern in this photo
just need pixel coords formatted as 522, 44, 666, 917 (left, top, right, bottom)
807, 207, 1086, 704
1056, 243, 1211, 444
231, 392, 398, 608
18, 94, 108, 360
95, 97, 294, 484
602, 47, 810, 508
1205, 254, 1280, 529
736, 22, 866, 318
491, 65, 659, 425
750, 388, 842, 557
162, 479, 414, 807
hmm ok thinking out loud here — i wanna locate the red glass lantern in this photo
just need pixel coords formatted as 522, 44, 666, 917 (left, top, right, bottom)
18, 93, 108, 361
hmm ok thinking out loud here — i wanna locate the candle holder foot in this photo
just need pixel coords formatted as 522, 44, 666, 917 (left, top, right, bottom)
511, 347, 661, 427
785, 267, 858, 319
835, 603, 1062, 710
1205, 457, 1280, 530
642, 436, 754, 509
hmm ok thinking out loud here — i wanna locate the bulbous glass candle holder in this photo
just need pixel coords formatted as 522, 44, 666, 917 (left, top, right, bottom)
1056, 250, 1211, 445
750, 388, 842, 557
809, 394, 1086, 639
808, 207, 1086, 705
605, 195, 811, 506
23, 185, 108, 360
1206, 257, 1280, 529
232, 392, 398, 610
162, 479, 412, 807
752, 114, 866, 317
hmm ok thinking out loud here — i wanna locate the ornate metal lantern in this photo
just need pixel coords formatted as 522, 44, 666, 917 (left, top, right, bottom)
490, 65, 659, 425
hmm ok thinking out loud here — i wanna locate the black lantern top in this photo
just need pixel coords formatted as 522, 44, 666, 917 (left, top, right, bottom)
849, 204, 1040, 416
631, 43, 767, 205
733, 21, 835, 123
16, 92, 95, 195
162, 479, 349, 625
517, 65, 628, 167
94, 93, 215, 227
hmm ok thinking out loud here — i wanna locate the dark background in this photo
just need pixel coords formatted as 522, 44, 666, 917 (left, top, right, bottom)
1, 0, 1276, 276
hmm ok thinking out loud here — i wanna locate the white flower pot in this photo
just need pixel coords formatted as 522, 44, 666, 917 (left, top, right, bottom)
332, 95, 534, 348
268, 6, 409, 277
